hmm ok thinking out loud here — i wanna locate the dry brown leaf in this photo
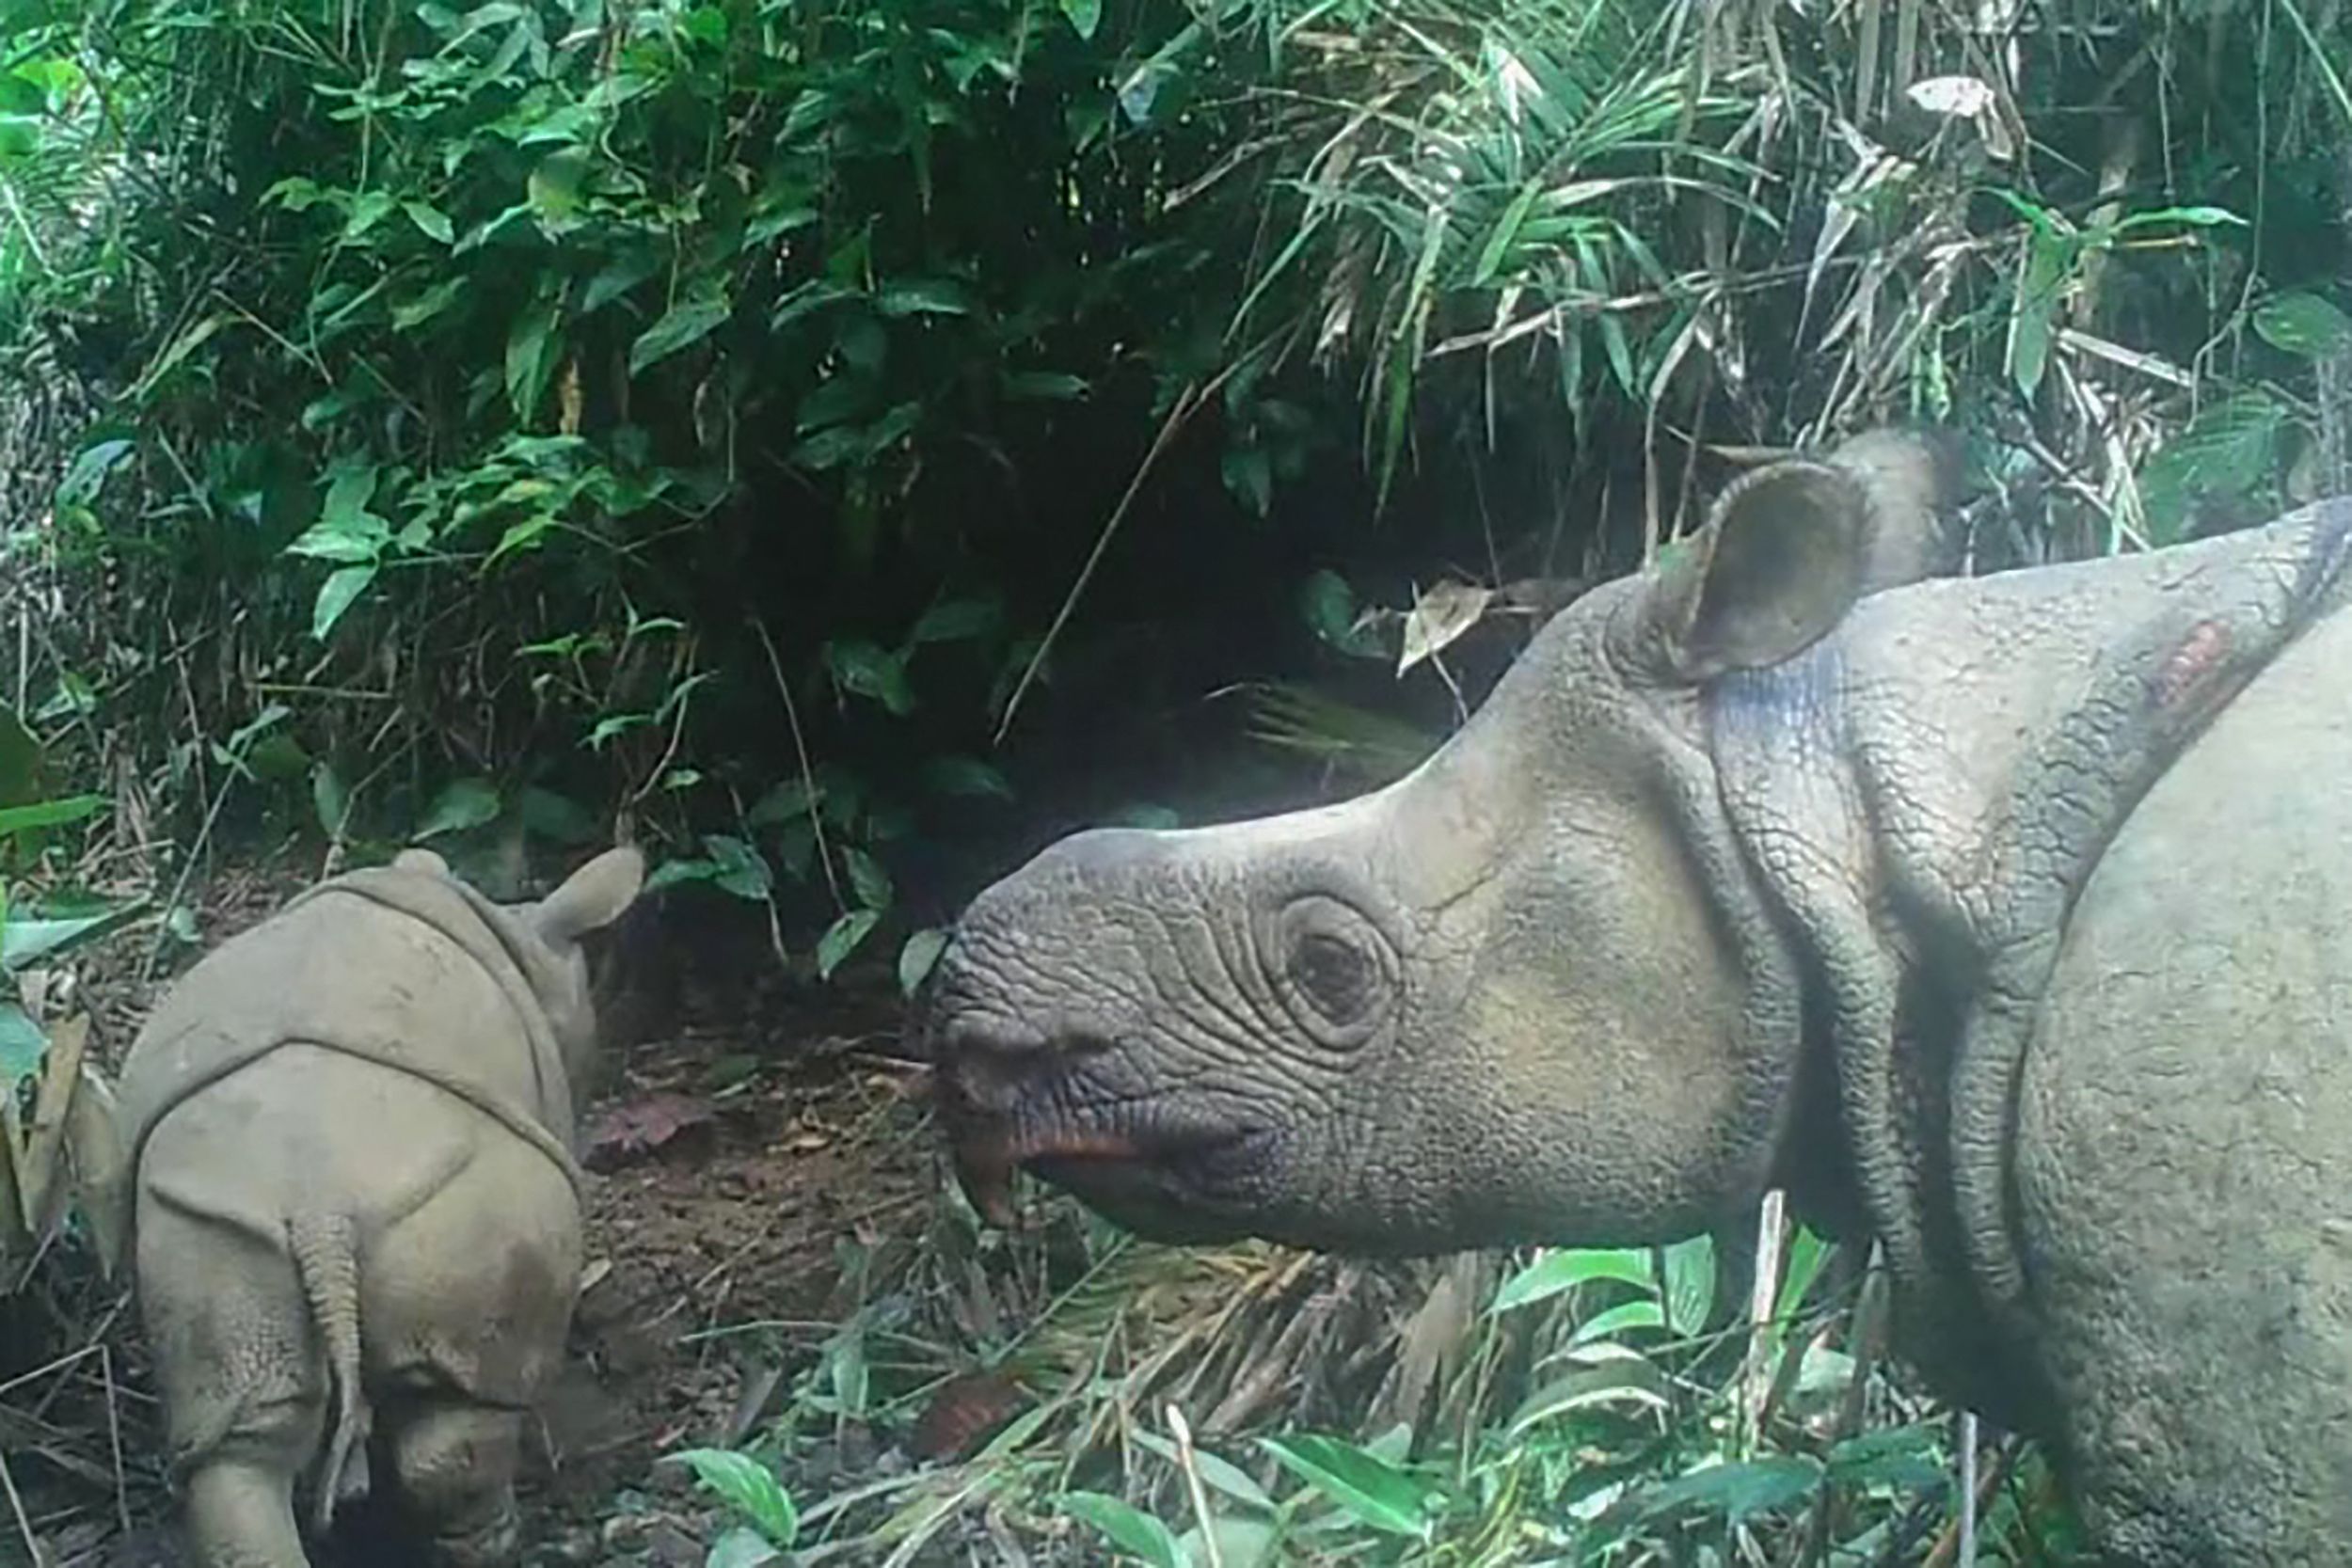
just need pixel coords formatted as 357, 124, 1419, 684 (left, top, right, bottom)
1396, 580, 1493, 674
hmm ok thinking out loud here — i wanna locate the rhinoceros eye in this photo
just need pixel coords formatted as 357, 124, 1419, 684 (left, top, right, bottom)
1269, 894, 1395, 1048
1291, 930, 1372, 1022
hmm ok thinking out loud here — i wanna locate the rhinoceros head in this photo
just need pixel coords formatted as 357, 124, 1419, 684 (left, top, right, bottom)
920, 430, 1956, 1254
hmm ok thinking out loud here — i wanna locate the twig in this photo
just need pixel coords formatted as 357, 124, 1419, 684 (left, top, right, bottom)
103, 1343, 130, 1538
0, 1443, 44, 1568
993, 363, 1242, 744
1166, 1404, 1227, 1568
138, 758, 240, 984
751, 616, 843, 915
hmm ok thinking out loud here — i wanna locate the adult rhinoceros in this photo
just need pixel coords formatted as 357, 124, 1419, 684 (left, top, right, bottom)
917, 426, 2352, 1565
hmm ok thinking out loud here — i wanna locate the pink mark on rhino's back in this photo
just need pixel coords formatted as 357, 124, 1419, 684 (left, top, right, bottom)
2154, 619, 2233, 711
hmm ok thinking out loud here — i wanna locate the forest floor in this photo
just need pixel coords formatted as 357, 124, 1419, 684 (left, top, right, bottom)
10, 852, 967, 1568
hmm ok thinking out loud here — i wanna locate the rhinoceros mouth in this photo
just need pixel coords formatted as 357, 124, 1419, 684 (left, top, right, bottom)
938, 1077, 1268, 1236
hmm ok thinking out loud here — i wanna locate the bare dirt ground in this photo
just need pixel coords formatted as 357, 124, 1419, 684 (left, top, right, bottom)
9, 856, 950, 1568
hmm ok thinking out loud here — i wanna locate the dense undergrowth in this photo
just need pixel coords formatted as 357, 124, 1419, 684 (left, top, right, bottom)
5, 0, 2351, 1562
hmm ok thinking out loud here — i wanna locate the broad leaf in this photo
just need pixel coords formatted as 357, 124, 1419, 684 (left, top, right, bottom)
817, 909, 880, 978
630, 290, 732, 376
415, 778, 501, 840
1491, 1247, 1654, 1313
1057, 1492, 1187, 1568
0, 795, 103, 838
2253, 292, 2352, 358
312, 565, 377, 641
1259, 1433, 1435, 1540
823, 641, 915, 716
842, 846, 892, 911
665, 1449, 798, 1547
703, 1526, 782, 1568
1632, 1455, 1823, 1528
920, 755, 1011, 800
4, 906, 139, 972
0, 1001, 45, 1089
897, 927, 948, 998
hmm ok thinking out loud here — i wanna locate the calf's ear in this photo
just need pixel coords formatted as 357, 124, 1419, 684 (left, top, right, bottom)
391, 847, 452, 877
532, 845, 647, 945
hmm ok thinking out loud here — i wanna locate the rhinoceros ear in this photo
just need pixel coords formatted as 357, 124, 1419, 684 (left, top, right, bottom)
532, 846, 647, 946
390, 847, 452, 877
1638, 458, 1872, 685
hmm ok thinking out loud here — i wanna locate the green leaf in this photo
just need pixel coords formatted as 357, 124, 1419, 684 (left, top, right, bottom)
1059, 0, 1104, 39
2008, 223, 2073, 399
897, 927, 949, 997
1299, 570, 1381, 657
1131, 1431, 1278, 1513
311, 762, 351, 839
0, 1001, 46, 1089
1057, 1492, 1186, 1568
1259, 1433, 1434, 1540
1507, 1346, 1673, 1433
2138, 389, 2287, 545
629, 290, 732, 376
704, 1526, 782, 1568
1828, 1422, 1950, 1497
520, 786, 599, 846
816, 909, 880, 979
908, 596, 1004, 644
583, 250, 664, 315
842, 846, 892, 911
1773, 1225, 1833, 1322
1660, 1233, 1715, 1335
290, 462, 388, 564
343, 188, 396, 240
747, 777, 824, 826
4, 905, 139, 971
920, 756, 1012, 800
1632, 1456, 1823, 1528
2253, 292, 2352, 358
403, 199, 454, 244
416, 778, 501, 840
489, 515, 559, 565
823, 641, 915, 717
1221, 445, 1273, 516
665, 1449, 798, 1547
391, 277, 468, 331
1004, 371, 1090, 401
505, 296, 562, 422
874, 278, 969, 317
55, 437, 133, 509
1567, 1299, 1667, 1347
1491, 1247, 1654, 1313
702, 834, 773, 900
0, 795, 103, 838
311, 565, 377, 641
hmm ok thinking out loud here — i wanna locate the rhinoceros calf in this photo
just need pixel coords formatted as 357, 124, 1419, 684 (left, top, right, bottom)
115, 845, 644, 1566
919, 429, 2352, 1565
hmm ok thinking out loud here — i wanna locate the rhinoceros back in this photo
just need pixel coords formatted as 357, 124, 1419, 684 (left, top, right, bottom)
118, 866, 581, 1194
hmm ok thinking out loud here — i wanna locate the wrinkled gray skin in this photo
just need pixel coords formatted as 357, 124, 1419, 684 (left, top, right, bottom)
115, 846, 645, 1568
921, 428, 2352, 1565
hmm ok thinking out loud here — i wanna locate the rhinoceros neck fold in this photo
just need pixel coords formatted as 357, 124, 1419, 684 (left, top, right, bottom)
1706, 495, 2352, 1427
119, 869, 587, 1202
